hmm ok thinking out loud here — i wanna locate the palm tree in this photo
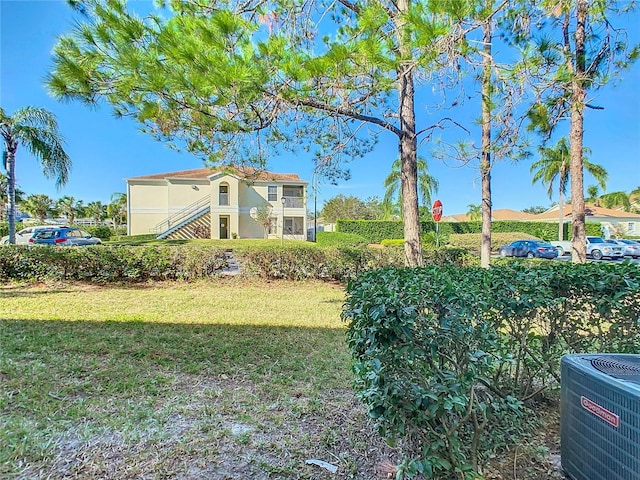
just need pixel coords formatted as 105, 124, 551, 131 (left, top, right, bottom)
383, 157, 438, 218
107, 192, 127, 227
21, 194, 54, 223
0, 172, 25, 222
586, 185, 600, 205
630, 186, 640, 213
530, 138, 607, 241
599, 191, 631, 211
1, 107, 71, 243
56, 195, 83, 225
85, 201, 104, 226
467, 204, 481, 222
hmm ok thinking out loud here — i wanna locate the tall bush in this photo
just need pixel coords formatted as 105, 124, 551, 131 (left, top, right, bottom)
337, 219, 602, 244
343, 263, 640, 478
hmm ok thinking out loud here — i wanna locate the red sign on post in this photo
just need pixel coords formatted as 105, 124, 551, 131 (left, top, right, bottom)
432, 199, 443, 222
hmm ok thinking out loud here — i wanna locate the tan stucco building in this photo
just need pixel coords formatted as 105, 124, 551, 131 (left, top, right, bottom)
126, 167, 308, 240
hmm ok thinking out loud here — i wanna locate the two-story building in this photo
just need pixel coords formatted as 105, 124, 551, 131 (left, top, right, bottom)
126, 167, 308, 240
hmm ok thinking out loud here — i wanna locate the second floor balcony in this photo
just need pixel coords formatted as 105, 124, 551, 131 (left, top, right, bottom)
281, 196, 304, 208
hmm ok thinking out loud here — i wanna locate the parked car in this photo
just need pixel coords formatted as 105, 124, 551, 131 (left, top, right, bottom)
29, 227, 102, 246
606, 239, 640, 259
0, 225, 56, 245
549, 240, 572, 256
498, 240, 559, 259
586, 236, 624, 260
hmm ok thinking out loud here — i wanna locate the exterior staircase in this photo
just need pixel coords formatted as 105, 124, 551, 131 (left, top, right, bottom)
152, 195, 211, 240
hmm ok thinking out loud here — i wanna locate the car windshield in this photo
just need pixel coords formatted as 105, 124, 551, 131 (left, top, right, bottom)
588, 237, 604, 243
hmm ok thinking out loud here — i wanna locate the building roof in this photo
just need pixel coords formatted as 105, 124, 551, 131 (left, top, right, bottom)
534, 203, 640, 220
128, 166, 304, 182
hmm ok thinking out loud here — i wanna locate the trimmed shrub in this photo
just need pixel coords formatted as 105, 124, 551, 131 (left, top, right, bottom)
343, 263, 640, 478
0, 245, 228, 282
235, 244, 475, 281
83, 225, 113, 240
337, 219, 602, 244
316, 231, 369, 247
447, 232, 539, 251
235, 244, 405, 281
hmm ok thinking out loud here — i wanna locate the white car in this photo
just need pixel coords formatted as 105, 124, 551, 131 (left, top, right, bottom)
0, 226, 57, 245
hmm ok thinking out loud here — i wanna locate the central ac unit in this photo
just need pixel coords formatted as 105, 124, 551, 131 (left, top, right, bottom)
561, 354, 640, 480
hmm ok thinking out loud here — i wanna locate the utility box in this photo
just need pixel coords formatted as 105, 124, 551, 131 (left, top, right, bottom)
561, 354, 640, 480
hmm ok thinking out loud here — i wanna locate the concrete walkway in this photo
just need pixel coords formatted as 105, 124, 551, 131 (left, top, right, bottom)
222, 250, 240, 276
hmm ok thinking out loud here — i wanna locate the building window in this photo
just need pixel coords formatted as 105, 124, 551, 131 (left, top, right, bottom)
268, 217, 277, 235
629, 222, 636, 233
268, 185, 277, 202
284, 217, 304, 235
219, 184, 229, 205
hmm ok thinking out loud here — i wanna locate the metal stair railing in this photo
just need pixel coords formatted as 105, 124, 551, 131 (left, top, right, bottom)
151, 195, 211, 234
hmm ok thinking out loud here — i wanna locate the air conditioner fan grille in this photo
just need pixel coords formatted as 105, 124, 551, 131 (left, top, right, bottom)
591, 355, 640, 384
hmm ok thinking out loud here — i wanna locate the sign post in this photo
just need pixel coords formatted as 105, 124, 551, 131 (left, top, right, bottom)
432, 199, 443, 247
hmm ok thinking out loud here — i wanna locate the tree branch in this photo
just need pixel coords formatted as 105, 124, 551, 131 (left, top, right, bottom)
274, 92, 402, 137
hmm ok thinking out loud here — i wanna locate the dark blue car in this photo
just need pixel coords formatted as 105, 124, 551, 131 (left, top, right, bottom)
29, 227, 102, 246
498, 240, 558, 259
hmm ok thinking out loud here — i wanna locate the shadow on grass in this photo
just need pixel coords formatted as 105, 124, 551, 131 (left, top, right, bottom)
1, 318, 351, 386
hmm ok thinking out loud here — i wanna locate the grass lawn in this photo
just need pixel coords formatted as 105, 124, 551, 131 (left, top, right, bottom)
0, 279, 395, 480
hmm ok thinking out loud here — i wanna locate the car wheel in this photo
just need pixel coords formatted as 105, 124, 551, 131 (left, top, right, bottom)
499, 249, 507, 258
526, 252, 534, 259
591, 250, 603, 261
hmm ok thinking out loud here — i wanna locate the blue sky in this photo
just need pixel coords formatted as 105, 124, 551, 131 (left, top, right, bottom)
1, 1, 639, 216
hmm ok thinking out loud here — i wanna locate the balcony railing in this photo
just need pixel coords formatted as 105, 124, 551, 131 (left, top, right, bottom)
282, 196, 304, 208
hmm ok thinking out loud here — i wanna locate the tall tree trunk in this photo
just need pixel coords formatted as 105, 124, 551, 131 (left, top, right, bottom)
557, 180, 565, 241
480, 18, 492, 269
397, 0, 423, 267
6, 143, 17, 245
569, 0, 587, 263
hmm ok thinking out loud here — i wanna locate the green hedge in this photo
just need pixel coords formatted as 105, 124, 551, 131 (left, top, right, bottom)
447, 232, 539, 251
235, 244, 477, 281
337, 219, 602, 243
0, 245, 228, 282
82, 225, 113, 240
0, 221, 24, 237
315, 231, 369, 247
343, 263, 640, 478
235, 245, 404, 281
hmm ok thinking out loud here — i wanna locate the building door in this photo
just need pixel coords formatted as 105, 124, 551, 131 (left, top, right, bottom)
219, 216, 229, 239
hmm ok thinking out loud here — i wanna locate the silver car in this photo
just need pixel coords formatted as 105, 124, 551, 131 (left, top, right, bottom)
0, 225, 56, 245
586, 236, 624, 260
607, 239, 640, 259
